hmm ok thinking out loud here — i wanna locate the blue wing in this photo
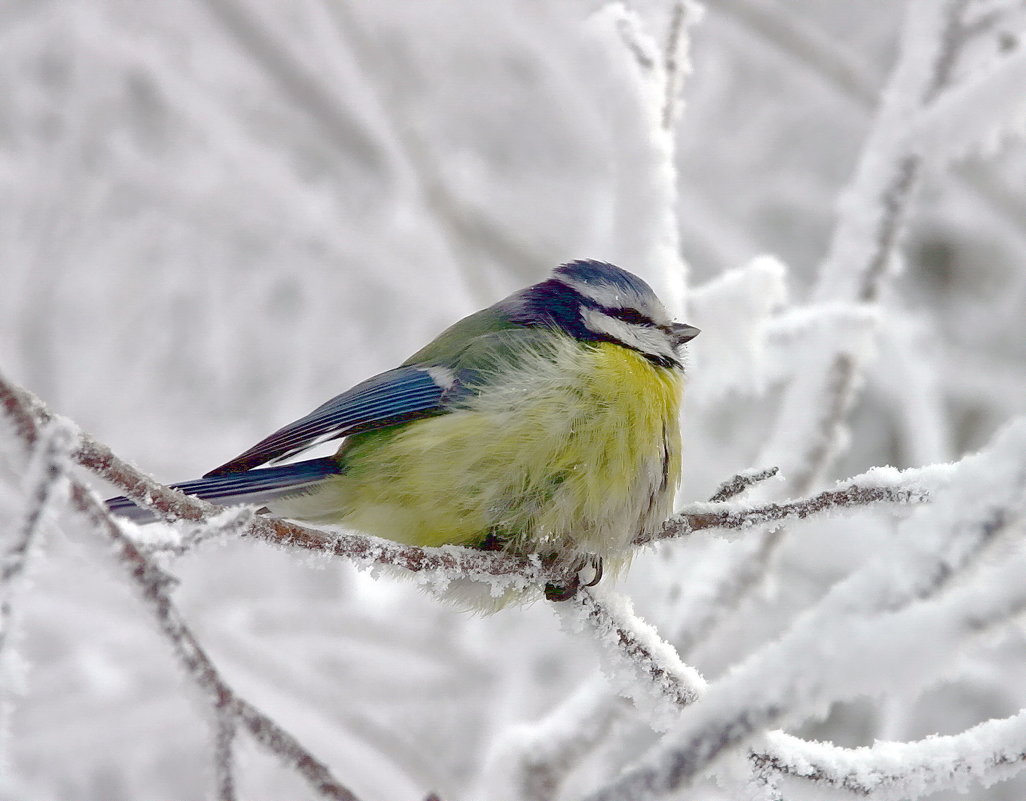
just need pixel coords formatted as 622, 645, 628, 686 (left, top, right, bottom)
108, 457, 342, 522
205, 366, 452, 476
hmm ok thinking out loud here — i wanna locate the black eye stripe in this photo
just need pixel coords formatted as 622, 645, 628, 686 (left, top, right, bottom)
605, 307, 655, 326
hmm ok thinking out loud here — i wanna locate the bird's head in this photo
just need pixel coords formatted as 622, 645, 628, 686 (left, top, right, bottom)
508, 260, 700, 369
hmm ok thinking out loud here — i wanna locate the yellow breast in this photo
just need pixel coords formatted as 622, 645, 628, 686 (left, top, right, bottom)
277, 338, 684, 563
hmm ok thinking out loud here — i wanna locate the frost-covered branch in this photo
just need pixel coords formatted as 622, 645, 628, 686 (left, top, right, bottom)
661, 1, 703, 130
491, 588, 708, 799
214, 712, 237, 801
598, 1, 699, 311
0, 371, 212, 524
664, 0, 981, 710
567, 588, 706, 726
584, 420, 1026, 800
647, 468, 932, 544
708, 466, 779, 502
762, 0, 972, 495
754, 708, 1026, 800
0, 421, 69, 658
2, 378, 364, 801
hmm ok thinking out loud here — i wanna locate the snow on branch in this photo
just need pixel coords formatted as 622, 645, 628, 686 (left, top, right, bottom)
1, 376, 364, 801
661, 1, 704, 131
565, 587, 707, 728
913, 41, 1026, 163
488, 588, 710, 799
647, 465, 934, 544
214, 711, 238, 801
761, 0, 973, 495
590, 1, 702, 312
708, 466, 780, 502
755, 709, 1026, 800
0, 420, 71, 658
583, 419, 1026, 800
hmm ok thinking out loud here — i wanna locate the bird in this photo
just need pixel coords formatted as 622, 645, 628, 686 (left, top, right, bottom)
107, 260, 699, 600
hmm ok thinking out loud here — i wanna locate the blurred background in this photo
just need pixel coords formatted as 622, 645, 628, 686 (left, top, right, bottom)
1, 1, 1025, 799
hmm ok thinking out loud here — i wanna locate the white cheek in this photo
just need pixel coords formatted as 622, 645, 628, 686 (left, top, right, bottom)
581, 309, 677, 363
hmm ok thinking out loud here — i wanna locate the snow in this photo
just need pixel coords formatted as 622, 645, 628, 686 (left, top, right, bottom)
2, 1, 1026, 799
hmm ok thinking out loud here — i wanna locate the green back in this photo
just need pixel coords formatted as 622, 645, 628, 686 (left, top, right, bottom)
400, 305, 521, 367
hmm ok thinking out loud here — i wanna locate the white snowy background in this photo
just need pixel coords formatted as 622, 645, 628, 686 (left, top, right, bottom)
2, 1, 1026, 799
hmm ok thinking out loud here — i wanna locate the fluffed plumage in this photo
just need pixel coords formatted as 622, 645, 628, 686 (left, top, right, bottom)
108, 260, 699, 596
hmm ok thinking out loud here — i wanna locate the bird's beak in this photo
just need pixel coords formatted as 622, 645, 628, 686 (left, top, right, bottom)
670, 323, 701, 347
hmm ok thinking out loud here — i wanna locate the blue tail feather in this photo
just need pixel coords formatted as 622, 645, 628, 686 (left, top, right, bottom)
106, 457, 342, 523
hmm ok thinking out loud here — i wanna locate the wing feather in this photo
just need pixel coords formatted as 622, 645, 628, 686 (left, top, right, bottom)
205, 367, 449, 475
204, 327, 558, 477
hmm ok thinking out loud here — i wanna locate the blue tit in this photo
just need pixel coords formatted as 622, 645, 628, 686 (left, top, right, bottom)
108, 260, 699, 596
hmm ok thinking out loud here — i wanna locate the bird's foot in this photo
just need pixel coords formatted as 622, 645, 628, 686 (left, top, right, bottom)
544, 554, 603, 602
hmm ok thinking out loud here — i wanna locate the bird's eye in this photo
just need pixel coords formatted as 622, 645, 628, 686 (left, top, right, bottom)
607, 308, 654, 326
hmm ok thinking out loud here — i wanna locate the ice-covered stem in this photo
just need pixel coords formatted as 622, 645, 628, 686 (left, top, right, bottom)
71, 481, 363, 800
139, 507, 259, 558
0, 422, 70, 657
604, 1, 701, 312
214, 712, 237, 801
763, 0, 971, 495
1, 381, 364, 801
661, 1, 704, 130
708, 466, 779, 502
664, 465, 936, 663
583, 421, 1026, 800
0, 370, 212, 524
645, 478, 929, 545
752, 708, 1026, 800
571, 588, 706, 722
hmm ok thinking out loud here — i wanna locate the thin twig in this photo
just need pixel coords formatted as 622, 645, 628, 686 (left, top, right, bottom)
708, 466, 779, 502
752, 706, 1026, 798
2, 382, 364, 801
779, 0, 970, 495
644, 482, 928, 545
215, 710, 237, 801
669, 0, 974, 686
70, 483, 363, 801
583, 422, 1026, 801
0, 422, 70, 656
575, 587, 706, 713
661, 1, 703, 130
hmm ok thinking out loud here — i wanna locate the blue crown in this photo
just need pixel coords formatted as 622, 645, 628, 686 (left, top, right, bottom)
553, 260, 658, 305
